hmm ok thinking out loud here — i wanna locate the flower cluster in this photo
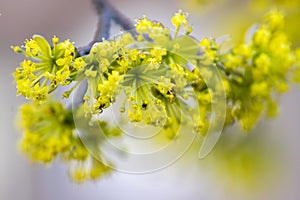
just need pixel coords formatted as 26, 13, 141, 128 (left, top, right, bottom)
18, 100, 119, 182
207, 10, 297, 130
80, 11, 205, 138
12, 35, 86, 103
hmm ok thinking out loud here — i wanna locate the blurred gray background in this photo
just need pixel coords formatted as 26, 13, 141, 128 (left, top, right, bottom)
1, 0, 300, 199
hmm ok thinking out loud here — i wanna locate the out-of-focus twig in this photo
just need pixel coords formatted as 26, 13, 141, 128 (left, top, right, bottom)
78, 0, 135, 56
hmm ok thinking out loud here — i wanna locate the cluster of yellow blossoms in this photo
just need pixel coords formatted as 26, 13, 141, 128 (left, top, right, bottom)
13, 10, 300, 182
215, 10, 298, 130
18, 101, 118, 182
12, 35, 86, 103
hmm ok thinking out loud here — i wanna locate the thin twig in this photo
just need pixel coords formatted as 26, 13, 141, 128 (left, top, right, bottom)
78, 0, 135, 56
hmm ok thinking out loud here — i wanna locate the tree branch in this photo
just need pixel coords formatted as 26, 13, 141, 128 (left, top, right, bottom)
78, 0, 135, 56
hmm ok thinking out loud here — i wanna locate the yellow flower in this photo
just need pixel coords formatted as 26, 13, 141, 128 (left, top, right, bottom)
253, 26, 271, 48
264, 10, 284, 31
172, 10, 188, 30
254, 53, 270, 75
250, 82, 269, 98
135, 16, 156, 34
52, 35, 59, 46
73, 57, 87, 71
223, 54, 243, 70
233, 44, 252, 58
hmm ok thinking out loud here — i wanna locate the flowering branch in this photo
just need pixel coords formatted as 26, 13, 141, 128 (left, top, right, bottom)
76, 0, 136, 108
11, 1, 300, 183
